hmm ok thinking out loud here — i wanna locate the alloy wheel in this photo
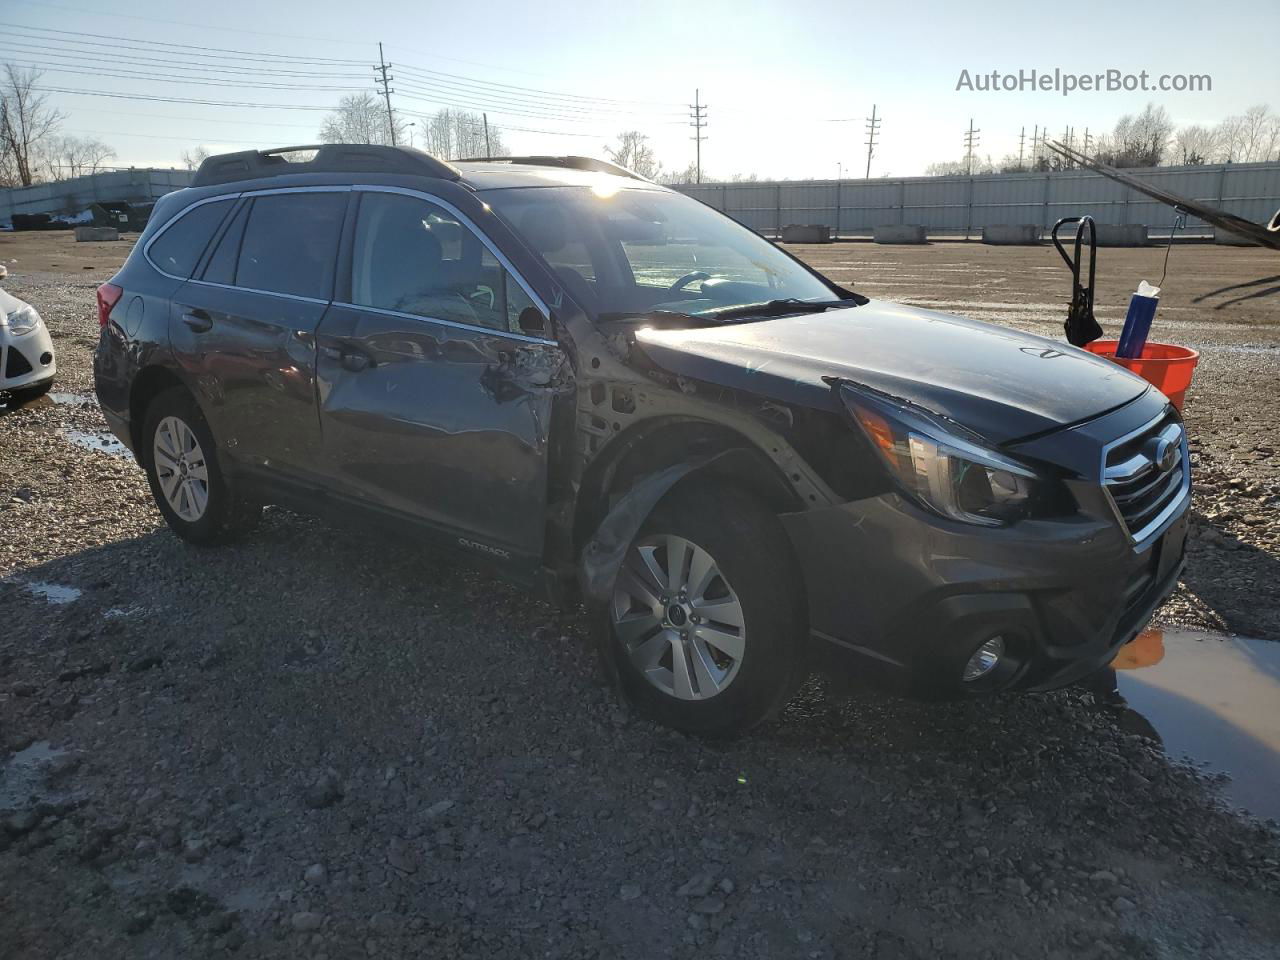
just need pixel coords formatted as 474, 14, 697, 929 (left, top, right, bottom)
152, 415, 210, 522
610, 534, 746, 700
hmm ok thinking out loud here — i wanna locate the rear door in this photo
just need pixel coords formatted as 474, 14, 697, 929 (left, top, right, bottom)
169, 188, 348, 485
315, 187, 563, 575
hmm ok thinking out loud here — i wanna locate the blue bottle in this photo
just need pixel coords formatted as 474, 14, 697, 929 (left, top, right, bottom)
1116, 281, 1160, 359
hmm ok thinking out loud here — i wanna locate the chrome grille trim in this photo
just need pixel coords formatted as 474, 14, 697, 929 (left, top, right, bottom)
1100, 408, 1191, 549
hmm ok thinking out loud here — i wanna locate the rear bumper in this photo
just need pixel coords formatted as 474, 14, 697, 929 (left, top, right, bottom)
781, 492, 1188, 699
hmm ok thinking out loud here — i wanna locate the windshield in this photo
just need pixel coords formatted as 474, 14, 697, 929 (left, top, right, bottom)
483, 185, 842, 320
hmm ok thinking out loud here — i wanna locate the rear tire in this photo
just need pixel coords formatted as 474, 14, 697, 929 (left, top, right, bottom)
141, 386, 259, 545
606, 483, 808, 737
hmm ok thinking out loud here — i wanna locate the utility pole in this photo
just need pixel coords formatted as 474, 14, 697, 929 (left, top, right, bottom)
864, 104, 880, 179
374, 42, 397, 147
483, 113, 491, 159
1032, 124, 1039, 167
964, 118, 980, 176
1018, 126, 1025, 170
1083, 127, 1091, 156
689, 89, 708, 184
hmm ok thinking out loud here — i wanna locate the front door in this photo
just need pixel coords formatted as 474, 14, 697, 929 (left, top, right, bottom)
315, 189, 563, 575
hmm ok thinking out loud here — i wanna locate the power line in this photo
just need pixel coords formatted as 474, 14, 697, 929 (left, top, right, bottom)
398, 109, 604, 139
689, 89, 707, 183
0, 22, 367, 63
392, 74, 682, 120
0, 39, 369, 79
35, 86, 336, 110
3, 59, 365, 92
393, 62, 682, 110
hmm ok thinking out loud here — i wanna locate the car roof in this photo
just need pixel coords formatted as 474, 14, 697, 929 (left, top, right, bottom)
454, 161, 663, 193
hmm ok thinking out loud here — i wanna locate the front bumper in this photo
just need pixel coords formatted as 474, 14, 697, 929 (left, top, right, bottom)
781, 481, 1188, 699
0, 321, 56, 392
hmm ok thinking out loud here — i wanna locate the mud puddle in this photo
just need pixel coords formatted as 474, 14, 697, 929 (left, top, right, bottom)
1098, 628, 1280, 821
3, 579, 83, 604
60, 427, 131, 458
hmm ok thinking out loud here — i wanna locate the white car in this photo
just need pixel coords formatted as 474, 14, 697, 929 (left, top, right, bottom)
0, 263, 56, 403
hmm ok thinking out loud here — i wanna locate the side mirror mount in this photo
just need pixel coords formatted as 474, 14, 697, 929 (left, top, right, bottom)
517, 306, 546, 337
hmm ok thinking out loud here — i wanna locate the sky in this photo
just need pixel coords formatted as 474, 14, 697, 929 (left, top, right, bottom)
3, 0, 1278, 179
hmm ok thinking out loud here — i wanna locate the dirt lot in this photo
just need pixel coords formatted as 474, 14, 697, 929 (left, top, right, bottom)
2, 231, 1278, 959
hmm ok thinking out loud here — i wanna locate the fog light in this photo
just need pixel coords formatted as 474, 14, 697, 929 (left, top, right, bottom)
963, 635, 1005, 682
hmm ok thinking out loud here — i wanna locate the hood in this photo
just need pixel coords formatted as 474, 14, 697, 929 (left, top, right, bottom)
633, 300, 1151, 444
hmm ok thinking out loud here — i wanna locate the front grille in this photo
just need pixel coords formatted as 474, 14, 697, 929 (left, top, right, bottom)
5, 345, 33, 378
1102, 409, 1189, 544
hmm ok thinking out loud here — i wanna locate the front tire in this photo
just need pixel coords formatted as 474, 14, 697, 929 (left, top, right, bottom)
607, 483, 807, 737
141, 387, 259, 545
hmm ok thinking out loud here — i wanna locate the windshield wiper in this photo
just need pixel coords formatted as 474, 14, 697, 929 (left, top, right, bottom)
711, 298, 850, 322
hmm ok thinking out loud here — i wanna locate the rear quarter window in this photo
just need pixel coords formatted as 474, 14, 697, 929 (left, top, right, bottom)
147, 199, 234, 278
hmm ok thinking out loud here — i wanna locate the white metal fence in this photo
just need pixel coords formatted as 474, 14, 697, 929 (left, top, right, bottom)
671, 161, 1280, 239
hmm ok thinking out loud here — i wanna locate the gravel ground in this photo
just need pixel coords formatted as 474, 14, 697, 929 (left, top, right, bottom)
2, 234, 1279, 959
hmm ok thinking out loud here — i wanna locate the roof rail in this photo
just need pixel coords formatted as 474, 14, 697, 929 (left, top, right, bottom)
454, 155, 652, 183
191, 144, 461, 188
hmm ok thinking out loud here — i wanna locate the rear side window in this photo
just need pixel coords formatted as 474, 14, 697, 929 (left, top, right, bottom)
147, 199, 233, 278
235, 192, 346, 299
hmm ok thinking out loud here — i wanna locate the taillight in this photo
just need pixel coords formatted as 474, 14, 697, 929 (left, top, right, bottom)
96, 283, 123, 328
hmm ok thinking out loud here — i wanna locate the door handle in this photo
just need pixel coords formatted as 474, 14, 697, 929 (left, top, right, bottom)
181, 309, 212, 333
321, 343, 374, 372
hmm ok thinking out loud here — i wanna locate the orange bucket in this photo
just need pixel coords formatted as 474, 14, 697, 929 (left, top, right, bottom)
1084, 340, 1199, 412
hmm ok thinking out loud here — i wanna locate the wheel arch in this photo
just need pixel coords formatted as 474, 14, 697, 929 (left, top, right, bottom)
572, 415, 804, 560
128, 365, 193, 461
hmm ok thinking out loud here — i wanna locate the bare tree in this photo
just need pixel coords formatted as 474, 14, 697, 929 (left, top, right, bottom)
37, 135, 116, 180
181, 144, 211, 171
604, 131, 662, 179
1217, 105, 1280, 163
1098, 103, 1173, 167
1173, 124, 1221, 165
419, 109, 507, 160
659, 161, 700, 185
0, 65, 66, 186
924, 156, 995, 176
318, 92, 405, 147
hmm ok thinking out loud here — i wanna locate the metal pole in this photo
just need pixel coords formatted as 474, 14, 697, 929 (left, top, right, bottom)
864, 104, 879, 179
375, 42, 397, 147
689, 89, 706, 184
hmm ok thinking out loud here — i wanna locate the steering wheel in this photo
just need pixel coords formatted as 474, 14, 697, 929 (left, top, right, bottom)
669, 271, 710, 293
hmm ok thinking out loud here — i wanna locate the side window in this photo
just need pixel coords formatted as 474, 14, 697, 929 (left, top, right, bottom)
235, 192, 346, 299
200, 201, 249, 286
505, 272, 540, 333
351, 192, 534, 333
147, 199, 233, 278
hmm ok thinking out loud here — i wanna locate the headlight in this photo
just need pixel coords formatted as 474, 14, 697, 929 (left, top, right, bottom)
838, 383, 1041, 526
4, 305, 41, 337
